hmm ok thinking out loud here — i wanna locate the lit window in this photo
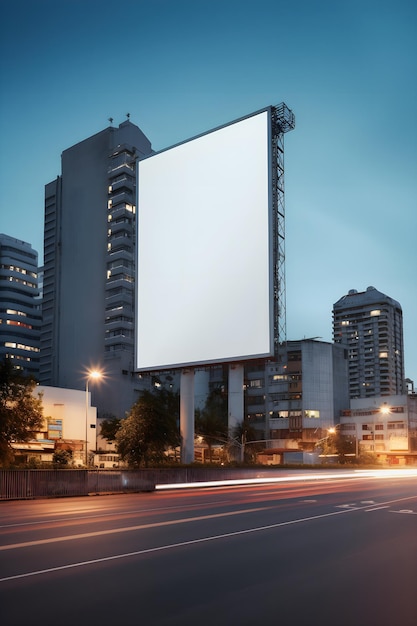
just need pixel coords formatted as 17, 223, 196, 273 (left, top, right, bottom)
6, 320, 32, 329
341, 320, 349, 326
370, 310, 381, 317
379, 351, 388, 358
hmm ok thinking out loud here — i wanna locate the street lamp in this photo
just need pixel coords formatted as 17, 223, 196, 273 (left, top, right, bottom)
85, 370, 102, 466
380, 403, 391, 416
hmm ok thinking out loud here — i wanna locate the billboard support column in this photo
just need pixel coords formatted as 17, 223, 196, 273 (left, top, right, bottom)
180, 369, 195, 464
228, 364, 244, 431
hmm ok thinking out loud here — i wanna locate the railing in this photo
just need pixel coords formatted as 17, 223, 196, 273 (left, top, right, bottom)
0, 469, 155, 500
0, 467, 306, 500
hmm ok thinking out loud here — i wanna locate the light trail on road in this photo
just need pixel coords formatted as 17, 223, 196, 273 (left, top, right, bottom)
1, 471, 416, 626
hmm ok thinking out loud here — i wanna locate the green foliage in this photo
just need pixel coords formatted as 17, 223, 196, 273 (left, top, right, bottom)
116, 389, 180, 467
358, 451, 379, 465
0, 358, 44, 466
318, 430, 356, 464
52, 449, 73, 467
100, 416, 121, 442
195, 386, 228, 462
230, 419, 260, 463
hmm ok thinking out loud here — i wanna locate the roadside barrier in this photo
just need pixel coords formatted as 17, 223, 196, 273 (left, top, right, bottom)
0, 469, 155, 500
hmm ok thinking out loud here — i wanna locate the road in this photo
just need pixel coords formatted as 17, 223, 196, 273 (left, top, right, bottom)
1, 470, 416, 626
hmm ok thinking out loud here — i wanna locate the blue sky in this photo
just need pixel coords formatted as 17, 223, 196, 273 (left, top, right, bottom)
1, 0, 416, 383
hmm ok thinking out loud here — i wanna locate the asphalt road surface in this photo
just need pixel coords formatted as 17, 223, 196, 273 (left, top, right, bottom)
1, 469, 416, 626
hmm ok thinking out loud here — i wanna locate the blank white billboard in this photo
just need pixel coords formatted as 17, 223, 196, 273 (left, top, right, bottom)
136, 108, 273, 371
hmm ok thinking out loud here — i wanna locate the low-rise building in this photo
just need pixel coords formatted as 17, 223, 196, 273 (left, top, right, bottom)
340, 393, 417, 464
12, 386, 98, 466
244, 339, 349, 450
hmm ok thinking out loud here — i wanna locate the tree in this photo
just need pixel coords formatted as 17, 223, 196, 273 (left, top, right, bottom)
52, 449, 73, 467
317, 429, 355, 464
230, 419, 260, 463
116, 389, 180, 467
100, 416, 121, 443
195, 386, 228, 462
0, 358, 44, 466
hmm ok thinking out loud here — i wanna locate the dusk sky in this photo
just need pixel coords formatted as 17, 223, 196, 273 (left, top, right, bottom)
1, 0, 416, 383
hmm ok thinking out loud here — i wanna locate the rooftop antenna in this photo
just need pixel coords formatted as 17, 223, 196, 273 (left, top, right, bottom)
108, 117, 113, 125
126, 112, 130, 120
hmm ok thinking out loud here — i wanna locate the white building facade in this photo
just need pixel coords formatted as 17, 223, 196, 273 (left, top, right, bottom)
13, 386, 97, 466
340, 393, 417, 464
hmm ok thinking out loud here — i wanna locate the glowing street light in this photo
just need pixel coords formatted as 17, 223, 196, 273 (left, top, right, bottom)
85, 369, 102, 466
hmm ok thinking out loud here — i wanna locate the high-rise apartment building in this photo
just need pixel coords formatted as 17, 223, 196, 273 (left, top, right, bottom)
333, 286, 405, 399
40, 120, 153, 416
0, 234, 41, 377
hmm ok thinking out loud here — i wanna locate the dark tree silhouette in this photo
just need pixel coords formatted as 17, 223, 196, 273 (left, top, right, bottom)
116, 389, 180, 467
195, 386, 228, 462
0, 358, 44, 465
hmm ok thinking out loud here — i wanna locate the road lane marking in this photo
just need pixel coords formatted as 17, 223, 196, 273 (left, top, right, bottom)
364, 506, 390, 512
0, 507, 270, 551
0, 500, 234, 530
2, 494, 417, 583
0, 507, 365, 582
390, 510, 417, 515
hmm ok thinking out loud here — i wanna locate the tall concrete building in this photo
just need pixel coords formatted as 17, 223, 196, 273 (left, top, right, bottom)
333, 286, 405, 399
0, 234, 41, 377
40, 120, 153, 416
249, 339, 349, 447
207, 339, 349, 449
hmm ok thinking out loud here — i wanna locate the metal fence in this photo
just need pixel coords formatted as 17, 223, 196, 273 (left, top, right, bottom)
0, 467, 299, 501
0, 469, 155, 500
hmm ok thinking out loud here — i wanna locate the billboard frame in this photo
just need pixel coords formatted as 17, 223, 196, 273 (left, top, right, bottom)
135, 105, 285, 373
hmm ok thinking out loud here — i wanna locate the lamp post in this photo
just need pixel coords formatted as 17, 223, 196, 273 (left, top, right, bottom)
85, 370, 102, 466
377, 402, 391, 455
